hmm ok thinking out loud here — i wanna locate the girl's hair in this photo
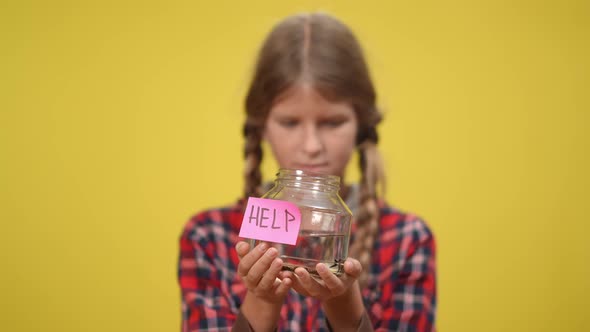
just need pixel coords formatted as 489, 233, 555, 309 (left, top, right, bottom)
243, 12, 385, 287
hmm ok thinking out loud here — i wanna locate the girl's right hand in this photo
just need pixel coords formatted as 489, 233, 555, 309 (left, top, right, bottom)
235, 241, 293, 304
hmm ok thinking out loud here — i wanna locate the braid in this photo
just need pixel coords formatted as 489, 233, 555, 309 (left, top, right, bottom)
243, 121, 264, 199
350, 132, 385, 288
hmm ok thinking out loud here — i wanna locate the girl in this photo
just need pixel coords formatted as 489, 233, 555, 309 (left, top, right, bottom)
178, 12, 436, 332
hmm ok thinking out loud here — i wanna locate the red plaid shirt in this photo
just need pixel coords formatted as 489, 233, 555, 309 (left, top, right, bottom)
178, 200, 436, 331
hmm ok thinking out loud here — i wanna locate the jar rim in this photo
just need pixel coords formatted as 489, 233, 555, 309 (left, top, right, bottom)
277, 168, 341, 186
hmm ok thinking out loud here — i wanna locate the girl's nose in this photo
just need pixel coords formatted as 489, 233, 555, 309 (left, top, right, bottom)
301, 126, 323, 156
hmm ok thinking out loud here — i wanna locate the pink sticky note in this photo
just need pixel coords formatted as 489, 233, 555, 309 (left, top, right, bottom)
239, 197, 301, 245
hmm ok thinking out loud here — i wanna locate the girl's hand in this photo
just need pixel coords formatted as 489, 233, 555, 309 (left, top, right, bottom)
235, 241, 292, 304
284, 258, 362, 301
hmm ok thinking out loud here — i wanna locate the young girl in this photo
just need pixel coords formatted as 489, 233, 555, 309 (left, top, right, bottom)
178, 13, 436, 331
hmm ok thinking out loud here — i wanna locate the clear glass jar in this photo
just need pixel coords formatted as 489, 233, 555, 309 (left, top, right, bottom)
248, 168, 352, 277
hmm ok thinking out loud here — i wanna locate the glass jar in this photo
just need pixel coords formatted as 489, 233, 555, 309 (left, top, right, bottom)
248, 168, 352, 277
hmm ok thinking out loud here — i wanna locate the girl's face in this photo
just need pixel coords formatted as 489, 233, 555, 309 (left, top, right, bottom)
263, 83, 358, 178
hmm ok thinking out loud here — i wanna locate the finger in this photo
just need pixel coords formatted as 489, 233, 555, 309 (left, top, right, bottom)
245, 246, 278, 286
316, 263, 345, 293
278, 270, 293, 280
287, 273, 309, 296
235, 241, 250, 259
274, 276, 293, 298
294, 267, 321, 297
256, 257, 283, 291
343, 258, 362, 278
237, 242, 268, 279
275, 277, 292, 296
283, 270, 310, 296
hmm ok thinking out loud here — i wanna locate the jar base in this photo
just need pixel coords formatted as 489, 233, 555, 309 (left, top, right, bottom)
281, 259, 344, 277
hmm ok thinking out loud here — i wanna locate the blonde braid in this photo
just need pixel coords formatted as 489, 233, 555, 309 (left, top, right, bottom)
243, 121, 264, 199
350, 141, 385, 288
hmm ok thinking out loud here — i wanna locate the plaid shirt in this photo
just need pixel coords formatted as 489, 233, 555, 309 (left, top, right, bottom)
178, 200, 436, 331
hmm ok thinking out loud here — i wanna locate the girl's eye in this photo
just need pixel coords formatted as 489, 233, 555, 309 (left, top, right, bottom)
321, 118, 347, 128
278, 119, 298, 128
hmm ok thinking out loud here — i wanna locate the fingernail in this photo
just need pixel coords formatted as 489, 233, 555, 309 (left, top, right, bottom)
295, 269, 305, 278
266, 248, 277, 257
258, 242, 268, 252
272, 258, 282, 267
236, 242, 244, 251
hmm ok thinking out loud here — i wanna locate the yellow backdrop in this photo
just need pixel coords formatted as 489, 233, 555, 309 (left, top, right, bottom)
1, 1, 588, 331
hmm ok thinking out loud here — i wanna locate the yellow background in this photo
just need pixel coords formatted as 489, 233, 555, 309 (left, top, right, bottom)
1, 1, 588, 331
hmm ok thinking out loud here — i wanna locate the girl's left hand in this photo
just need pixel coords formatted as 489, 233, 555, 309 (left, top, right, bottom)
281, 258, 362, 301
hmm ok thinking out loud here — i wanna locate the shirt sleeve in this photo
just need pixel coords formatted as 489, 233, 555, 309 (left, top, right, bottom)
326, 311, 374, 332
233, 310, 254, 332
376, 217, 437, 331
178, 219, 241, 332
